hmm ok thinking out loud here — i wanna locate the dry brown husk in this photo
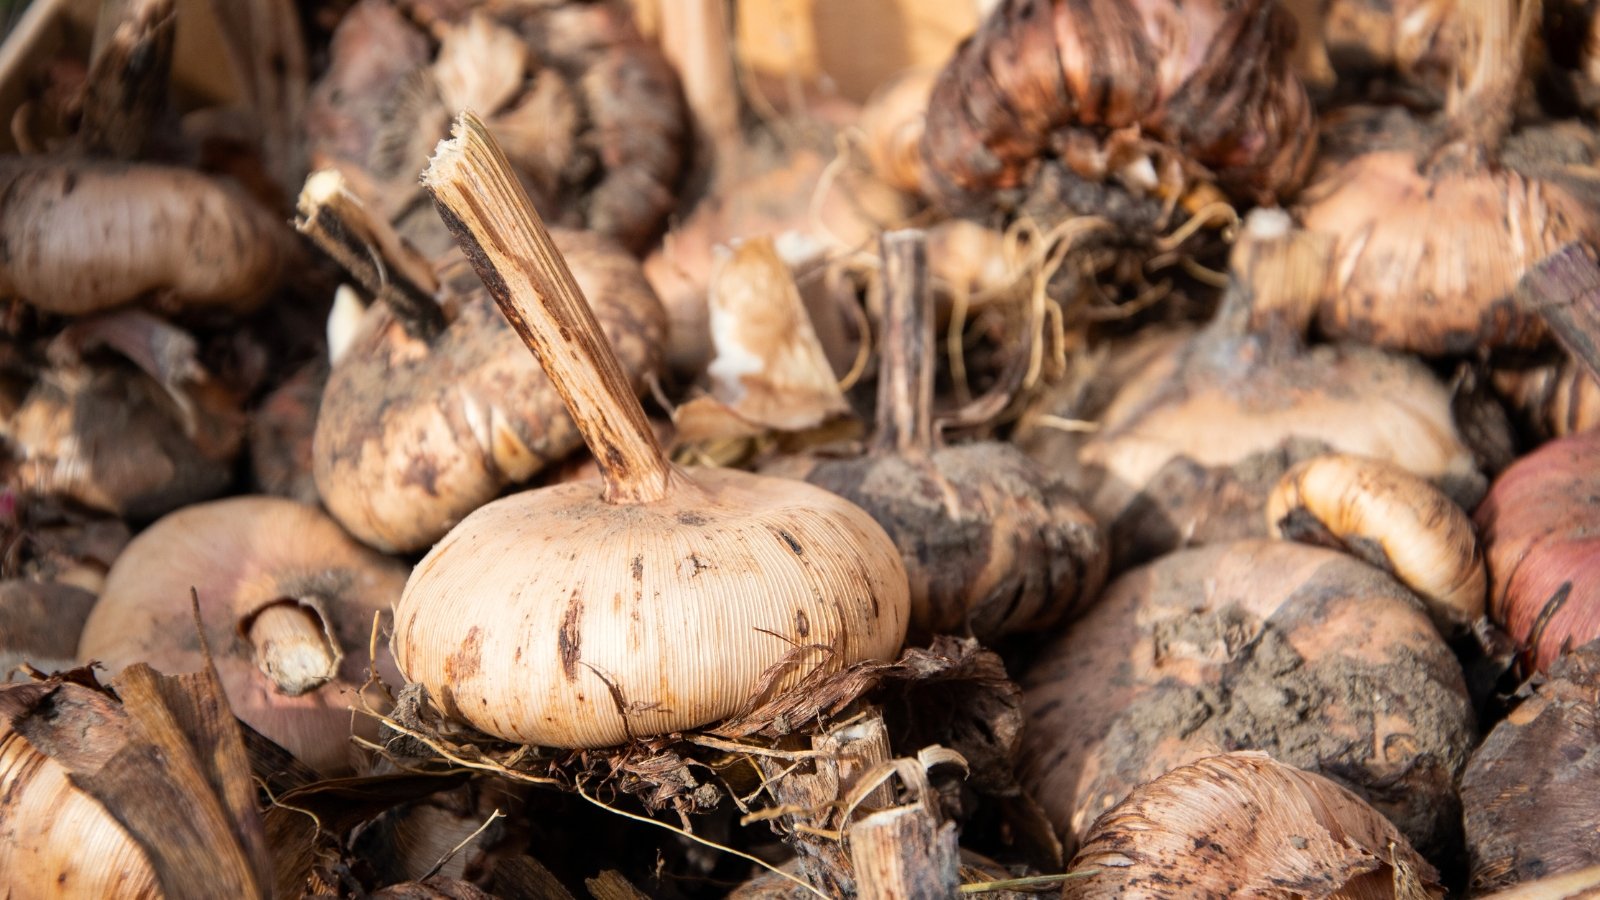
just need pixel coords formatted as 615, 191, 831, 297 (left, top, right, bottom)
78, 496, 409, 773
644, 140, 909, 375
0, 665, 270, 898
0, 501, 129, 596
313, 227, 666, 554
1462, 639, 1600, 893
1021, 540, 1476, 862
1064, 752, 1443, 899
915, 0, 1315, 227
1475, 427, 1600, 675
1035, 211, 1487, 569
306, 0, 686, 255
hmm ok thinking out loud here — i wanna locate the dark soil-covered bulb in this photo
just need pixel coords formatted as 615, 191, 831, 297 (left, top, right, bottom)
766, 231, 1106, 642
1475, 427, 1600, 676
915, 0, 1315, 224
1462, 639, 1600, 893
1021, 540, 1476, 862
394, 115, 909, 749
1064, 752, 1443, 899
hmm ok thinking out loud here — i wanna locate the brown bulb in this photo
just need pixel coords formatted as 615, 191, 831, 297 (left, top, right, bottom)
767, 230, 1106, 641
1475, 428, 1600, 676
313, 225, 665, 554
1065, 752, 1442, 899
917, 0, 1315, 216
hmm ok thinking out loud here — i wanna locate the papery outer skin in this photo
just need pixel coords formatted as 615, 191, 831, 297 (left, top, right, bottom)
394, 466, 911, 748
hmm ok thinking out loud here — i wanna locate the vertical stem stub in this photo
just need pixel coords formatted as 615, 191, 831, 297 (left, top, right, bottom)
422, 113, 674, 505
873, 230, 934, 456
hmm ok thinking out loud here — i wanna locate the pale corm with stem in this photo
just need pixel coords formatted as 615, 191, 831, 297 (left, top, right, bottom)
394, 114, 909, 749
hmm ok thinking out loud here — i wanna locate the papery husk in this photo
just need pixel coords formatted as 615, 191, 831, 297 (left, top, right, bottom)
0, 580, 97, 675
0, 504, 129, 596
703, 238, 849, 433
1462, 639, 1600, 893
78, 496, 409, 773
644, 144, 909, 375
1476, 428, 1600, 675
2, 361, 243, 521
314, 228, 666, 554
1021, 540, 1475, 862
0, 665, 270, 899
1064, 752, 1443, 900
917, 0, 1315, 220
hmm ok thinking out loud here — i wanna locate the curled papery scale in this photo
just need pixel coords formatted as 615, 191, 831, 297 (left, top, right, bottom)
918, 0, 1315, 209
0, 684, 160, 898
1022, 540, 1474, 860
1066, 752, 1442, 899
1476, 428, 1600, 675
396, 468, 909, 747
313, 228, 665, 554
1268, 454, 1486, 636
78, 497, 408, 772
0, 157, 288, 316
1463, 640, 1600, 893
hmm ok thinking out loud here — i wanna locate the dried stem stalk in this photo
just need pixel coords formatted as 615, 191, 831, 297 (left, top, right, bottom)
423, 113, 673, 505
848, 805, 960, 900
873, 230, 934, 456
659, 0, 741, 169
1516, 243, 1600, 386
246, 602, 340, 697
295, 168, 444, 340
